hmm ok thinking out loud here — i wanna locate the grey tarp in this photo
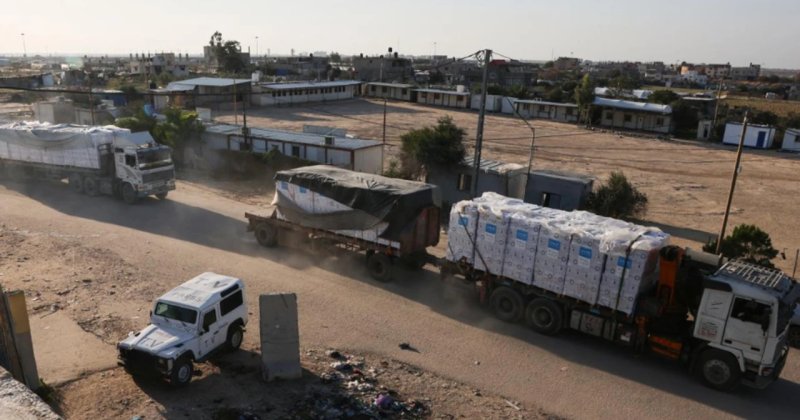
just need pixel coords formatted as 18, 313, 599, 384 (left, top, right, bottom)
274, 165, 440, 240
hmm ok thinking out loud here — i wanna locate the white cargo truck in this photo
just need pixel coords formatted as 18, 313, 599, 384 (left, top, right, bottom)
117, 273, 248, 386
0, 121, 175, 203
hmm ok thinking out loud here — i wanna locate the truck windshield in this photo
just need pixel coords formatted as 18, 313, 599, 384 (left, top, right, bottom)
154, 302, 197, 324
137, 147, 172, 170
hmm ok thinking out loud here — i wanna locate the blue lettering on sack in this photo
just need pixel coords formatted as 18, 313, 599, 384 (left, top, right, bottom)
280, 181, 288, 190
458, 216, 468, 226
299, 187, 307, 193
485, 224, 497, 234
617, 256, 632, 269
579, 246, 592, 259
516, 230, 528, 241
548, 239, 560, 251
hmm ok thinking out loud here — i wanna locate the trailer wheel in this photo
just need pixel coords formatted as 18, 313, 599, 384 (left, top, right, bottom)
525, 298, 563, 335
121, 183, 138, 204
367, 253, 392, 282
489, 286, 524, 322
83, 177, 99, 196
255, 223, 278, 247
698, 349, 741, 391
69, 174, 83, 193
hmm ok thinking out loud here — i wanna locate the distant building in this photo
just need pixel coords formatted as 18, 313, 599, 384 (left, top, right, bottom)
513, 100, 578, 123
730, 63, 761, 81
201, 124, 384, 174
524, 169, 594, 211
364, 82, 415, 101
352, 53, 414, 82
594, 97, 672, 134
722, 122, 775, 148
150, 77, 252, 110
251, 80, 361, 106
782, 128, 800, 152
414, 88, 470, 109
129, 53, 190, 78
32, 97, 75, 124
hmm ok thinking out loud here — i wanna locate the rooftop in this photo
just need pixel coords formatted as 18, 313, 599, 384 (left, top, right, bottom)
725, 122, 775, 129
167, 77, 251, 89
159, 272, 242, 309
414, 88, 470, 96
514, 99, 578, 108
531, 169, 594, 184
205, 124, 382, 150
462, 156, 526, 175
366, 82, 414, 88
593, 97, 672, 114
260, 80, 362, 90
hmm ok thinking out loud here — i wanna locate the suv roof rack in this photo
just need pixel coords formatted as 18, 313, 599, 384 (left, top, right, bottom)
716, 260, 792, 293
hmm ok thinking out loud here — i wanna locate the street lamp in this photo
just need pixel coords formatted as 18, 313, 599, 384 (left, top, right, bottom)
20, 33, 27, 57
255, 36, 259, 58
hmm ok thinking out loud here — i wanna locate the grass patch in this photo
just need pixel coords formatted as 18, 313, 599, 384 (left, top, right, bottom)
723, 96, 800, 118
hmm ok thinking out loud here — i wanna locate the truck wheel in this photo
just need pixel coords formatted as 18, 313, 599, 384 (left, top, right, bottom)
255, 224, 278, 247
698, 349, 741, 391
489, 286, 524, 322
226, 324, 244, 351
69, 174, 83, 193
525, 298, 563, 335
121, 183, 138, 204
156, 192, 169, 200
788, 326, 800, 348
367, 253, 392, 282
170, 356, 193, 387
83, 177, 99, 196
401, 252, 428, 270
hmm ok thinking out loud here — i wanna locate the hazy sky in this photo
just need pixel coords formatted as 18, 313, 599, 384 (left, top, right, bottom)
3, 0, 799, 68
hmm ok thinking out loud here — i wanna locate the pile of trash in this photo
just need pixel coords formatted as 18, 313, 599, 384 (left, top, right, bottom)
289, 350, 430, 419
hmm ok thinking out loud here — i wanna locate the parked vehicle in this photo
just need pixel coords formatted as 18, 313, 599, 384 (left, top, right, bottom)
0, 121, 175, 203
117, 273, 247, 386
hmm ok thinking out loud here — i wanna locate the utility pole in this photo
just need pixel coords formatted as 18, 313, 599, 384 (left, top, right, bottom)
716, 112, 748, 254
793, 249, 799, 278
710, 77, 724, 140
20, 33, 26, 58
233, 78, 238, 125
470, 49, 492, 198
382, 99, 387, 144
242, 89, 249, 150
87, 73, 95, 125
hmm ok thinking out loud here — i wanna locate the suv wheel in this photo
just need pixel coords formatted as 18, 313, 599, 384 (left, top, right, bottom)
170, 357, 193, 387
227, 324, 244, 351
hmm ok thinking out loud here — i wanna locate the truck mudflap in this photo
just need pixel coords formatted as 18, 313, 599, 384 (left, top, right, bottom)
742, 346, 789, 389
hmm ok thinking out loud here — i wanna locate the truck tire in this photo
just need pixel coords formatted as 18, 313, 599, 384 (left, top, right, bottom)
367, 253, 392, 282
525, 298, 563, 335
255, 223, 278, 247
698, 349, 741, 391
83, 177, 99, 196
226, 323, 244, 351
400, 252, 428, 270
489, 286, 524, 322
69, 174, 83, 193
170, 356, 193, 387
121, 183, 138, 204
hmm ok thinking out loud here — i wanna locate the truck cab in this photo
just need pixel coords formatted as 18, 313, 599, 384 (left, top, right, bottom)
692, 261, 800, 390
111, 131, 176, 204
117, 273, 248, 386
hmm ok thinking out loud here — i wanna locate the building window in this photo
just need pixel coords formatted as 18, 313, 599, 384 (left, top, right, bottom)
605, 112, 613, 121
420, 92, 428, 99
434, 93, 441, 100
624, 114, 632, 123
370, 85, 376, 92
401, 88, 408, 95
457, 173, 472, 192
291, 145, 301, 158
456, 96, 463, 102
656, 117, 664, 126
566, 108, 574, 115
538, 105, 546, 113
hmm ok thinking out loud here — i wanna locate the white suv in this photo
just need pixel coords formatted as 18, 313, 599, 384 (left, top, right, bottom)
117, 273, 248, 386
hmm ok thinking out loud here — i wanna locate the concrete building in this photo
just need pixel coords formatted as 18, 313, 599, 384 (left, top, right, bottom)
251, 80, 361, 106
414, 88, 470, 109
593, 97, 672, 134
722, 122, 775, 149
202, 124, 384, 174
730, 63, 761, 81
129, 52, 190, 78
32, 97, 75, 124
524, 170, 594, 211
782, 128, 800, 152
352, 53, 414, 82
364, 82, 415, 101
470, 94, 505, 113
426, 157, 527, 207
514, 100, 579, 122
152, 77, 252, 110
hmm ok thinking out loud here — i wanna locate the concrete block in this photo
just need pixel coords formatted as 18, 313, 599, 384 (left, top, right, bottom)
259, 293, 301, 381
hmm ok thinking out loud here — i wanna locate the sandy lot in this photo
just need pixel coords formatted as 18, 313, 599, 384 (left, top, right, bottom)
216, 98, 800, 272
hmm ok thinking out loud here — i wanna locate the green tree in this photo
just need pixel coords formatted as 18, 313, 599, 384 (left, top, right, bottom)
650, 89, 681, 105
703, 224, 779, 268
508, 84, 529, 99
585, 171, 648, 219
670, 101, 699, 136
153, 107, 205, 153
115, 108, 157, 134
574, 74, 595, 124
545, 86, 564, 102
399, 116, 466, 178
209, 31, 247, 74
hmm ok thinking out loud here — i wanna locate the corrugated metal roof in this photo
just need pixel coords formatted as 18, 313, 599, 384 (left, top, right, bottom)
462, 156, 525, 175
366, 82, 414, 88
514, 99, 578, 108
785, 128, 800, 135
725, 122, 775, 130
531, 169, 594, 184
205, 124, 382, 150
414, 88, 470, 96
261, 80, 362, 90
593, 97, 672, 114
167, 77, 251, 89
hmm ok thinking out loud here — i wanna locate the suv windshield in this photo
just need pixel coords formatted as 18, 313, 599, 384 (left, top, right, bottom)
154, 301, 197, 324
137, 147, 173, 170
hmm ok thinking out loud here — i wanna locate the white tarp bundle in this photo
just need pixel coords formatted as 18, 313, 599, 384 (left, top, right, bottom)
446, 193, 669, 315
0, 121, 144, 170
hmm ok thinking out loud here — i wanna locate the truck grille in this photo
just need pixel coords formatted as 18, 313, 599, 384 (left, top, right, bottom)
142, 169, 174, 184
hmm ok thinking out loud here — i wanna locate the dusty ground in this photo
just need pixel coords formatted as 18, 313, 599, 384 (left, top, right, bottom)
216, 98, 800, 272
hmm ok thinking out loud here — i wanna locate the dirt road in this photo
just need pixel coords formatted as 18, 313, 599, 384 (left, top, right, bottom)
1, 178, 798, 419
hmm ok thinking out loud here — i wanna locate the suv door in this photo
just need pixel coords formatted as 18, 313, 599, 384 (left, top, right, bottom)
199, 308, 221, 358
723, 297, 771, 362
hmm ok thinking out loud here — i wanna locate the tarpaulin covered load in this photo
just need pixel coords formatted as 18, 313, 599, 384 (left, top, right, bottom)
273, 165, 441, 241
446, 193, 669, 315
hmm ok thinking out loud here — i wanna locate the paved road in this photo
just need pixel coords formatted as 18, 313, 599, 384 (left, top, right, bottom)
1, 179, 799, 419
